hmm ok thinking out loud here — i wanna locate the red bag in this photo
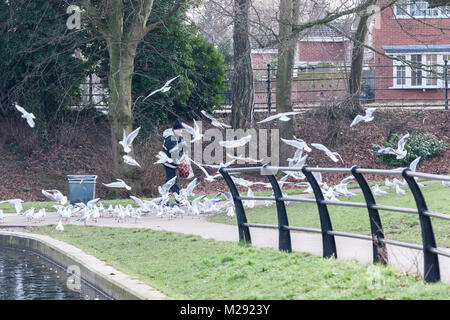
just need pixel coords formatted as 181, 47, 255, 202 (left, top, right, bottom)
178, 159, 193, 179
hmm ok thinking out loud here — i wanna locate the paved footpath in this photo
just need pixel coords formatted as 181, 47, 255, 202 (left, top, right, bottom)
2, 204, 449, 284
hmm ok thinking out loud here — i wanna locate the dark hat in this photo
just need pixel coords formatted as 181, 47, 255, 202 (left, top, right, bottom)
172, 119, 183, 130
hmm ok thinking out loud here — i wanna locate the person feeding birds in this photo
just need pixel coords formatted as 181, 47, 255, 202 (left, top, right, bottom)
161, 119, 189, 197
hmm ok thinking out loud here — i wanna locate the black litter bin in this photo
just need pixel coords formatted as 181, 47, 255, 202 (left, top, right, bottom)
67, 175, 97, 205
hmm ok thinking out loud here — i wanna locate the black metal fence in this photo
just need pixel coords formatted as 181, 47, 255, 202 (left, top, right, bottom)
219, 165, 450, 283
221, 61, 449, 111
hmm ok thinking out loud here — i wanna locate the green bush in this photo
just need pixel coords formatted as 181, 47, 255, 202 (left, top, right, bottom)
371, 132, 447, 166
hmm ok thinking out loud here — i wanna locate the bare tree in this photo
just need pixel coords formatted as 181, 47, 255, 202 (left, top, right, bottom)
78, 0, 186, 189
232, 0, 254, 129
276, 0, 301, 164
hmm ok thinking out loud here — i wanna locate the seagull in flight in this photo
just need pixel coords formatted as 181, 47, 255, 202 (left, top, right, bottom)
143, 76, 179, 101
15, 103, 36, 128
182, 120, 203, 143
350, 108, 376, 127
257, 111, 303, 124
119, 127, 141, 154
204, 159, 236, 170
281, 137, 312, 153
226, 153, 262, 163
41, 190, 68, 205
103, 179, 132, 191
190, 159, 222, 182
377, 133, 409, 160
311, 143, 343, 163
123, 155, 141, 168
219, 135, 252, 148
0, 199, 24, 214
201, 110, 232, 129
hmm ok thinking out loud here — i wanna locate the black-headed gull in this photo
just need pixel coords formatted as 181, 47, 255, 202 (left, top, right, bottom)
226, 153, 262, 163
281, 137, 312, 152
103, 179, 132, 191
41, 190, 68, 205
350, 108, 376, 127
219, 135, 252, 149
119, 127, 141, 154
143, 76, 179, 101
182, 120, 203, 143
372, 184, 388, 196
190, 159, 222, 182
154, 151, 174, 164
15, 103, 36, 128
257, 111, 303, 124
56, 219, 64, 232
123, 154, 141, 168
201, 110, 232, 129
311, 143, 343, 163
0, 199, 24, 214
377, 133, 409, 160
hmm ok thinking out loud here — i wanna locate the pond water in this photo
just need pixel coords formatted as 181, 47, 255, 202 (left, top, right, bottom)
0, 247, 111, 300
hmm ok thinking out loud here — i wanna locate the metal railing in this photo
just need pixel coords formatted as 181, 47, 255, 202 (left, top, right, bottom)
221, 62, 450, 110
219, 165, 450, 283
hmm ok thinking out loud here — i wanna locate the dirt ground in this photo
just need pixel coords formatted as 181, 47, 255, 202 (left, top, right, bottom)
0, 108, 448, 201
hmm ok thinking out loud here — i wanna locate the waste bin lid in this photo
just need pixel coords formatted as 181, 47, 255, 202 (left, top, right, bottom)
67, 175, 97, 181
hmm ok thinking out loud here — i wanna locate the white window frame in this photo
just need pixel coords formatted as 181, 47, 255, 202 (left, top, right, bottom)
394, 1, 450, 18
391, 53, 449, 89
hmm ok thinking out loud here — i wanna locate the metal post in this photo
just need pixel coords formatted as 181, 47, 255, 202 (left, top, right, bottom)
445, 59, 448, 110
301, 166, 337, 258
219, 168, 252, 245
266, 172, 292, 252
402, 169, 440, 283
351, 166, 388, 265
267, 64, 272, 114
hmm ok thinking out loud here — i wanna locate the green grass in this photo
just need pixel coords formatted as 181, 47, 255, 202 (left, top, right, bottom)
34, 225, 450, 300
209, 182, 450, 247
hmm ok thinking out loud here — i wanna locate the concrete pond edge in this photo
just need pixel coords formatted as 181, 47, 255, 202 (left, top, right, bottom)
0, 230, 167, 300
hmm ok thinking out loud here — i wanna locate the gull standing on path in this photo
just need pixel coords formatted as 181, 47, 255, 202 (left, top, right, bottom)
311, 143, 343, 163
219, 135, 252, 149
15, 103, 36, 128
372, 184, 388, 196
201, 110, 232, 129
103, 179, 132, 191
119, 127, 141, 154
350, 108, 376, 127
377, 133, 410, 160
143, 76, 179, 101
182, 120, 203, 143
257, 112, 303, 124
395, 183, 407, 196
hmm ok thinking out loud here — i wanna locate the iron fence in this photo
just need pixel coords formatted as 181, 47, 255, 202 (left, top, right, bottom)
219, 165, 450, 283
221, 61, 449, 111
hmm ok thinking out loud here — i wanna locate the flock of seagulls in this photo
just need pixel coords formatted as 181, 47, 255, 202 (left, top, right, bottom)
5, 89, 448, 231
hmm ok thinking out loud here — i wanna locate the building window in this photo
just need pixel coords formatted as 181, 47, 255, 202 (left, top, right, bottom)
395, 56, 406, 85
410, 54, 422, 86
395, 1, 449, 18
392, 53, 449, 88
426, 54, 437, 86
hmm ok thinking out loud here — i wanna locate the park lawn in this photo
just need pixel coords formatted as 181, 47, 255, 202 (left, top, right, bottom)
208, 182, 450, 248
34, 225, 450, 300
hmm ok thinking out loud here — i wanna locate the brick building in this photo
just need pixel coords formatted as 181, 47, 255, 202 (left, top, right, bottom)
370, 0, 450, 103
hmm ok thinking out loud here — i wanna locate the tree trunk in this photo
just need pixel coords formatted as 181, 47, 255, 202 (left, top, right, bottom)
276, 0, 300, 165
231, 0, 254, 129
348, 0, 376, 115
107, 39, 141, 192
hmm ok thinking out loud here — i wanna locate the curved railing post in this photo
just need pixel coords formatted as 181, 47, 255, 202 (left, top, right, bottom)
351, 166, 388, 265
265, 171, 292, 253
402, 169, 440, 283
219, 168, 252, 245
301, 166, 337, 258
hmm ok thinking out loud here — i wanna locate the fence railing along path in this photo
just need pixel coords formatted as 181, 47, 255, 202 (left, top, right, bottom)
219, 165, 450, 283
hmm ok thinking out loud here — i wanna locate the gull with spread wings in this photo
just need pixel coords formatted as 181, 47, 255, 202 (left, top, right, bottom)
350, 108, 376, 127
311, 143, 343, 163
143, 76, 179, 101
119, 127, 141, 154
257, 111, 303, 124
15, 103, 36, 128
377, 133, 409, 160
201, 110, 232, 129
219, 135, 252, 148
